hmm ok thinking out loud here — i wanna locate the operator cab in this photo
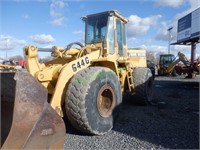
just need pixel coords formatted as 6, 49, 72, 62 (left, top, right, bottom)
159, 54, 175, 68
82, 10, 128, 57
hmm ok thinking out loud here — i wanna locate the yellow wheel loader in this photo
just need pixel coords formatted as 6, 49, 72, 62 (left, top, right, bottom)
1, 10, 153, 149
0, 60, 17, 72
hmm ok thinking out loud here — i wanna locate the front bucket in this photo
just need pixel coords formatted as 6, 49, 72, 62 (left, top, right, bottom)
1, 72, 65, 149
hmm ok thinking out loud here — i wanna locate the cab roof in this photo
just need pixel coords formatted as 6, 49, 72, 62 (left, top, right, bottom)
82, 10, 128, 23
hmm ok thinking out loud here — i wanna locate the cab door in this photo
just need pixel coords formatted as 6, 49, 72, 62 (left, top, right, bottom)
116, 19, 127, 57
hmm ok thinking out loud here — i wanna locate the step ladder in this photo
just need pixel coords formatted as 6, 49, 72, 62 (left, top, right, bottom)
126, 69, 134, 92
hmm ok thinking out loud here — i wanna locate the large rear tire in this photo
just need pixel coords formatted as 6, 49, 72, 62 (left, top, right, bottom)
132, 67, 153, 105
65, 67, 122, 135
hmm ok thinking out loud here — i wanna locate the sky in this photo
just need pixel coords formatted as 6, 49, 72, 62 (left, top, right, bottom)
0, 0, 200, 60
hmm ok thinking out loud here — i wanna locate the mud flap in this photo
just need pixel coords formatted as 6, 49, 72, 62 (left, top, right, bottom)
1, 72, 65, 149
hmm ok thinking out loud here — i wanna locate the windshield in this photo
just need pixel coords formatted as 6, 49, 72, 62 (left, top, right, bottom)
160, 55, 175, 65
85, 14, 108, 44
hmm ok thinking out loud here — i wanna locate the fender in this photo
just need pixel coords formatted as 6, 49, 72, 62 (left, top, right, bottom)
50, 50, 101, 116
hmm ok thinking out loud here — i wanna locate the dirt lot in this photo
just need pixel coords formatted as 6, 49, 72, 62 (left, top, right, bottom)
64, 75, 199, 149
1, 73, 199, 149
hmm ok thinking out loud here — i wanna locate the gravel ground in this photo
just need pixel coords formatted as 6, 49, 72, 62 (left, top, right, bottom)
64, 75, 199, 150
1, 73, 199, 149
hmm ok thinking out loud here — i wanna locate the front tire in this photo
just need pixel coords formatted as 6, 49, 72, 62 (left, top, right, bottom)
65, 67, 122, 135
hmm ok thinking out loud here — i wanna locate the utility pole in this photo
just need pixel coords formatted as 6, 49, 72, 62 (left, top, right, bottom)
167, 27, 173, 54
6, 38, 9, 60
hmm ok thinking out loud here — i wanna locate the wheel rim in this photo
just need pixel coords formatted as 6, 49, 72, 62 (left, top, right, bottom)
97, 85, 115, 118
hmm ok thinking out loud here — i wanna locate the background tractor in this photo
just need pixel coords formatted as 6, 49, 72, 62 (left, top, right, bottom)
0, 60, 17, 72
157, 51, 199, 78
158, 54, 176, 76
1, 10, 153, 149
